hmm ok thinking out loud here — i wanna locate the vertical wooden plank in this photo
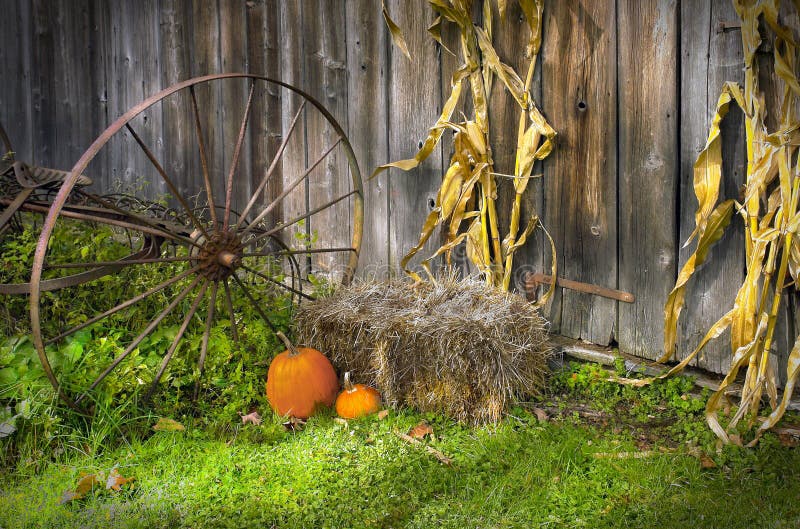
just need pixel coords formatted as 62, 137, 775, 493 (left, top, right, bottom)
51, 1, 94, 172
0, 0, 33, 163
302, 0, 350, 281
618, 0, 679, 359
104, 0, 164, 199
347, 0, 390, 279
190, 0, 224, 213
387, 0, 442, 275
160, 0, 195, 202
29, 0, 57, 169
88, 0, 111, 192
246, 0, 282, 227
219, 0, 251, 215
540, 0, 617, 345
278, 0, 308, 255
675, 1, 746, 371
487, 1, 545, 292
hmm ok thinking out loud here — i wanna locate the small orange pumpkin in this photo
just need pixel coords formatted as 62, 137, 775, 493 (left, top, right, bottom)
266, 332, 339, 419
335, 372, 381, 419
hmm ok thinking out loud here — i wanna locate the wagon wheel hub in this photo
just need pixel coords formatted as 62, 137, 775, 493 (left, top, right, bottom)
191, 229, 243, 281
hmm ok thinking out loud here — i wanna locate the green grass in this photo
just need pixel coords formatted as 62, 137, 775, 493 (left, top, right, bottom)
1, 404, 800, 529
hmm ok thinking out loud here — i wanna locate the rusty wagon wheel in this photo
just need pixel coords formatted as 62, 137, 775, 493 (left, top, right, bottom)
28, 73, 363, 413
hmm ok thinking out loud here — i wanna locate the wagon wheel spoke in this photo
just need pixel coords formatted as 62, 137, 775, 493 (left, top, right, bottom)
125, 123, 210, 239
241, 263, 315, 301
222, 278, 240, 348
247, 190, 360, 245
193, 281, 218, 401
237, 100, 306, 227
146, 280, 210, 400
239, 138, 342, 236
45, 266, 200, 346
231, 273, 279, 333
73, 275, 204, 406
223, 82, 256, 230
28, 74, 363, 411
189, 85, 217, 227
242, 247, 357, 258
44, 255, 192, 269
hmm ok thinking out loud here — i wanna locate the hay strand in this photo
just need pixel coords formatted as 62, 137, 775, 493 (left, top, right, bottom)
294, 275, 550, 424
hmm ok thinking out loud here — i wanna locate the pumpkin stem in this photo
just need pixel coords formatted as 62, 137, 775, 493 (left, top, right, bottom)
276, 331, 301, 357
344, 371, 354, 391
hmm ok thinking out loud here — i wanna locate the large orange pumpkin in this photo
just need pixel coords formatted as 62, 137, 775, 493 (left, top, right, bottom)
266, 332, 339, 419
335, 372, 381, 419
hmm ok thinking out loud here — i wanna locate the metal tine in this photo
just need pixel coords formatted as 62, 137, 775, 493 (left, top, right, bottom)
45, 255, 192, 269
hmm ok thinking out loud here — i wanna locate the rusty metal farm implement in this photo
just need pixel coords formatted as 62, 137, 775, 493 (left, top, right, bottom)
0, 74, 363, 413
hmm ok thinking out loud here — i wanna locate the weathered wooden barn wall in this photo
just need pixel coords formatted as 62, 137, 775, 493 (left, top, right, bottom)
1, 0, 799, 374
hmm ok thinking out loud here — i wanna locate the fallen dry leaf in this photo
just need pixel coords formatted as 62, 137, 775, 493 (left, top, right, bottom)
778, 432, 800, 447
59, 473, 101, 504
240, 411, 262, 426
282, 417, 306, 432
106, 467, 134, 491
532, 408, 549, 422
408, 422, 434, 439
700, 453, 717, 469
377, 409, 389, 420
153, 417, 185, 432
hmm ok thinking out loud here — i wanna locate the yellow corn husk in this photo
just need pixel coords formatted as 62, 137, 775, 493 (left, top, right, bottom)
380, 0, 555, 291
659, 0, 800, 444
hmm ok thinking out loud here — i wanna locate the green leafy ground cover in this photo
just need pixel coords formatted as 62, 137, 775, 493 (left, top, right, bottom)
2, 221, 800, 528
2, 364, 800, 529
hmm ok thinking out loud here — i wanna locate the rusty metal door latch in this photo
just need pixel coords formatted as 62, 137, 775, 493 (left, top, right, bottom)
524, 272, 635, 304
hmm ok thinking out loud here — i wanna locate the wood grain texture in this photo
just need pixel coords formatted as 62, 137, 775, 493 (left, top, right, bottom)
219, 0, 251, 215
486, 0, 545, 293
278, 0, 308, 260
5, 0, 800, 377
104, 0, 165, 200
159, 0, 195, 207
347, 0, 390, 279
246, 0, 282, 227
386, 0, 442, 275
0, 0, 33, 163
540, 0, 617, 345
676, 0, 745, 371
190, 0, 224, 211
302, 0, 351, 281
618, 0, 679, 359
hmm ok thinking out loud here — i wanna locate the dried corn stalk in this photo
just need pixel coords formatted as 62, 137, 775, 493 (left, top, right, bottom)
377, 0, 556, 297
663, 0, 800, 444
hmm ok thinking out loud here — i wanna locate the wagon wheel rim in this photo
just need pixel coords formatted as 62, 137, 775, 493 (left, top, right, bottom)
29, 73, 364, 413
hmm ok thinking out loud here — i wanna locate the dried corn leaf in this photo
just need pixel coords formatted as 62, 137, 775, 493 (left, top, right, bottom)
663, 200, 735, 360
706, 314, 769, 443
382, 3, 412, 61
372, 66, 469, 178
